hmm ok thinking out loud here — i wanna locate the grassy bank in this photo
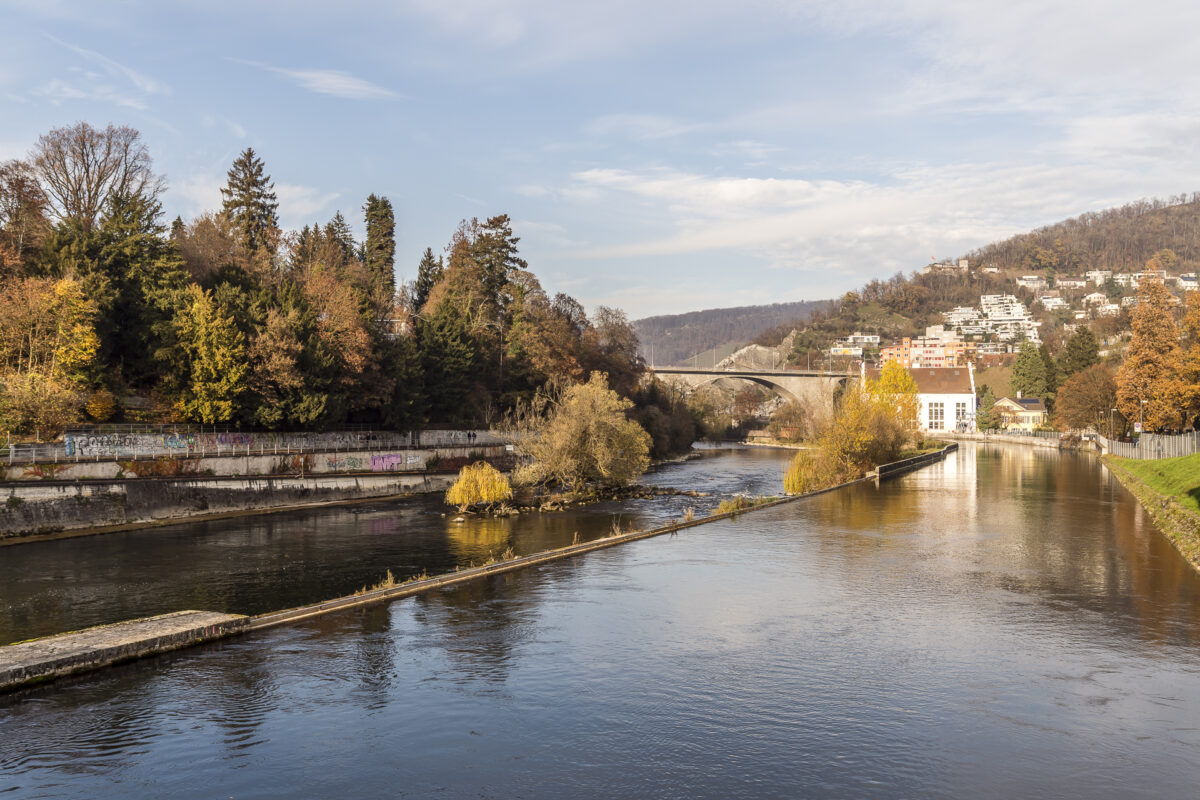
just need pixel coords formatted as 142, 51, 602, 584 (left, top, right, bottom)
1104, 453, 1200, 571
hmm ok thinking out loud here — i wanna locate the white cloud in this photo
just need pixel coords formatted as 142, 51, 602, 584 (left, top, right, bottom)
45, 34, 169, 95
32, 78, 147, 110
276, 183, 341, 224
246, 62, 400, 100
584, 113, 705, 141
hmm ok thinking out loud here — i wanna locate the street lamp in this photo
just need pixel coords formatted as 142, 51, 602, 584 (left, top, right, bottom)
1110, 408, 1117, 439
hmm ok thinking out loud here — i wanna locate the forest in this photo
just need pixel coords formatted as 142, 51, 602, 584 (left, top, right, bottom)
965, 193, 1200, 274
0, 122, 695, 451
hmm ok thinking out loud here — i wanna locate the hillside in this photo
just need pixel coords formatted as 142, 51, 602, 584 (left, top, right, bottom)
965, 193, 1200, 273
634, 300, 828, 366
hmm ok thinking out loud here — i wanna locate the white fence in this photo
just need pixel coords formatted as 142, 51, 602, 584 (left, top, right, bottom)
1093, 431, 1200, 460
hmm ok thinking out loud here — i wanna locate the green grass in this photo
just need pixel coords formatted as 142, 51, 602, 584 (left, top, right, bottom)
1110, 453, 1200, 515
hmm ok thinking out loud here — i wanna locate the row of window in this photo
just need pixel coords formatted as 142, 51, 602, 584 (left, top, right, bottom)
927, 402, 970, 431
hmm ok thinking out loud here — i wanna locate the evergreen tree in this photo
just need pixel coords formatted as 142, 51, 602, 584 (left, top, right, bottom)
976, 385, 997, 430
1059, 327, 1099, 376
324, 211, 356, 261
1038, 343, 1059, 408
220, 148, 278, 255
363, 194, 395, 300
419, 300, 477, 421
474, 214, 527, 315
1011, 341, 1049, 400
412, 247, 442, 314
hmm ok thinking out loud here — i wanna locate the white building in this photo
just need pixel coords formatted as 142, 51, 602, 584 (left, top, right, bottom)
913, 366, 976, 432
1038, 296, 1067, 310
1086, 270, 1112, 285
1178, 273, 1198, 291
1096, 304, 1121, 317
1083, 292, 1108, 306
1016, 275, 1049, 290
1113, 274, 1139, 288
1056, 277, 1088, 289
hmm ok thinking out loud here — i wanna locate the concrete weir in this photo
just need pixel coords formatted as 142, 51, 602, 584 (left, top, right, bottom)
0, 610, 249, 692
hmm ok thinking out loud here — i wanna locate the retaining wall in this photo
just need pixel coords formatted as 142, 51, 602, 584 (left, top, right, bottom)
3, 444, 506, 482
0, 471, 460, 539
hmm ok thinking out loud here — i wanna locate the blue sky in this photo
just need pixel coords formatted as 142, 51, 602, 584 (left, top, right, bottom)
4, 1, 1200, 318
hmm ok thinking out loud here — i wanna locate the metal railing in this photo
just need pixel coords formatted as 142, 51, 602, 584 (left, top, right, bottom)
1093, 431, 1200, 460
4, 429, 507, 467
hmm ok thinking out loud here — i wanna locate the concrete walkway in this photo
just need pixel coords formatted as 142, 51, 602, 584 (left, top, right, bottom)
0, 610, 248, 692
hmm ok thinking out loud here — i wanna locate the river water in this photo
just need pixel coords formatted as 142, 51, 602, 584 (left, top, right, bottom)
3, 442, 1200, 798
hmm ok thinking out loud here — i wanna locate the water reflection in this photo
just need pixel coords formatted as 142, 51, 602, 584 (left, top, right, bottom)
0, 447, 795, 644
3, 443, 1200, 799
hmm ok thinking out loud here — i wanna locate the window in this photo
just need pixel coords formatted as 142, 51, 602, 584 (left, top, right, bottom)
929, 402, 945, 430
956, 402, 968, 428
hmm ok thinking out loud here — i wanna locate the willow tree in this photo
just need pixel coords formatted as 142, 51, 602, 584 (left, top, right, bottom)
515, 372, 651, 492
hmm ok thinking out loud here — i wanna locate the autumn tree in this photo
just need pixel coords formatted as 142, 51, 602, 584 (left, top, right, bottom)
31, 123, 164, 231
174, 285, 247, 423
870, 360, 921, 434
0, 159, 50, 273
221, 148, 279, 256
1116, 279, 1183, 431
1054, 364, 1117, 431
1179, 291, 1200, 429
515, 372, 651, 491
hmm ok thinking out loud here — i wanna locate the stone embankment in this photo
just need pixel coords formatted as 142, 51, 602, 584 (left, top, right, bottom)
2, 440, 509, 540
0, 444, 956, 694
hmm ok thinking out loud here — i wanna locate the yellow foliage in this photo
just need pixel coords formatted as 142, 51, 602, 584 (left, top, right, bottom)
84, 388, 117, 422
445, 461, 513, 510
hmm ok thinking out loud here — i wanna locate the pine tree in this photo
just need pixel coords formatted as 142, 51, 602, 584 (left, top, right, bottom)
324, 211, 355, 261
976, 385, 997, 430
1059, 327, 1099, 376
1011, 341, 1049, 400
419, 300, 477, 421
1038, 343, 1059, 408
475, 214, 527, 314
363, 194, 395, 300
220, 148, 278, 255
1116, 279, 1183, 431
412, 247, 442, 314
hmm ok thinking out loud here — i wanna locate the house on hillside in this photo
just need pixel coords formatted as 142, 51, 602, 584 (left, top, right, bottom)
994, 396, 1047, 430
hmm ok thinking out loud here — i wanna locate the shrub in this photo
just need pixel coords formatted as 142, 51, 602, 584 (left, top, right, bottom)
445, 461, 513, 511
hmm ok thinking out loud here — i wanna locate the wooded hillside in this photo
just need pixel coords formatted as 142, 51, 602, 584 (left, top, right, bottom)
965, 193, 1200, 273
634, 300, 827, 366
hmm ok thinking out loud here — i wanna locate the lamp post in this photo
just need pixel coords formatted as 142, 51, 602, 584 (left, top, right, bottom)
1139, 399, 1148, 434
1110, 408, 1117, 439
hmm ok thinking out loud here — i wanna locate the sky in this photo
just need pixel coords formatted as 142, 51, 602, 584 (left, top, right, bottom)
4, 1, 1200, 319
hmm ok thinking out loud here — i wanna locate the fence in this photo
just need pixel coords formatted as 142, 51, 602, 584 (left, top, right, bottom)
1092, 431, 1200, 460
5, 429, 506, 466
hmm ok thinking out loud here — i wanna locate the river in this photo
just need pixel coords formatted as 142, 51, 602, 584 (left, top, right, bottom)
2, 442, 1199, 798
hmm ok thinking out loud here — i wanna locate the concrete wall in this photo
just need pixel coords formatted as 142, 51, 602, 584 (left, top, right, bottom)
3, 444, 507, 482
0, 471, 461, 539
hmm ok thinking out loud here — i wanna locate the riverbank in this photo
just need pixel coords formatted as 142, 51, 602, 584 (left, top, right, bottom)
0, 445, 956, 693
1103, 454, 1200, 572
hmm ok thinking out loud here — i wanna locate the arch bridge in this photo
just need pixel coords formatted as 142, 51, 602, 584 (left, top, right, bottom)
649, 367, 851, 413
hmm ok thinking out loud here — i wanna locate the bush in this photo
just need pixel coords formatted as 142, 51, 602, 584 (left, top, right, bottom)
445, 461, 513, 511
515, 372, 652, 491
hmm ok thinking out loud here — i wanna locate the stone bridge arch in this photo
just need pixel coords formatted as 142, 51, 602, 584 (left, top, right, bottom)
648, 368, 849, 415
